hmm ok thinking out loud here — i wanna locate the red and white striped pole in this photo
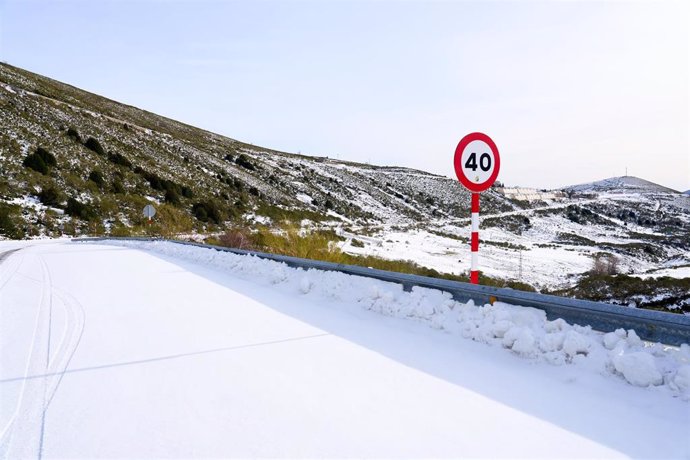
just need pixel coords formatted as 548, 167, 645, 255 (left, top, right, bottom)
453, 132, 500, 285
470, 193, 480, 284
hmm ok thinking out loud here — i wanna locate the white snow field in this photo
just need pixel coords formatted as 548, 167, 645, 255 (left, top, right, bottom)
0, 240, 688, 459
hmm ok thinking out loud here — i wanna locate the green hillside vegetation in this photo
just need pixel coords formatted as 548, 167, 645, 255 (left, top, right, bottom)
549, 273, 690, 314
209, 225, 536, 292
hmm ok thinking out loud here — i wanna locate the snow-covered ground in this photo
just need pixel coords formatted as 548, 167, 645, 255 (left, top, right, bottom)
637, 266, 690, 280
339, 193, 690, 290
0, 240, 688, 458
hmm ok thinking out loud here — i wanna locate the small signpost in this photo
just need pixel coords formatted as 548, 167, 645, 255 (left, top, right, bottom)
454, 132, 501, 284
143, 204, 156, 224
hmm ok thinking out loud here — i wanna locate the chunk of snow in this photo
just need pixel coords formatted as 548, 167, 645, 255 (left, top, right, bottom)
563, 330, 591, 357
626, 329, 643, 347
299, 277, 312, 294
611, 349, 663, 387
603, 328, 627, 350
669, 365, 690, 394
504, 327, 538, 356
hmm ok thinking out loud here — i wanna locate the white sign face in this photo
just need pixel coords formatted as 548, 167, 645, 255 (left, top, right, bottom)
454, 132, 500, 193
460, 139, 496, 185
143, 205, 156, 219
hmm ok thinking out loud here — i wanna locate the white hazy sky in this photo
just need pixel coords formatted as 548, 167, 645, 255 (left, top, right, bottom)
1, 0, 688, 191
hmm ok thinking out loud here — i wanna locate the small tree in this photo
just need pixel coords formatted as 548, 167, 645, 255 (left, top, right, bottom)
591, 253, 619, 275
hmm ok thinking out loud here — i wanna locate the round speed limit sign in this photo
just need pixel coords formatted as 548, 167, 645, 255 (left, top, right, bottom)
453, 132, 501, 193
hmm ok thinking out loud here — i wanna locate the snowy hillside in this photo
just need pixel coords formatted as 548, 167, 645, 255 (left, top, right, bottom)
339, 175, 690, 308
0, 240, 688, 458
0, 62, 515, 234
1, 63, 689, 311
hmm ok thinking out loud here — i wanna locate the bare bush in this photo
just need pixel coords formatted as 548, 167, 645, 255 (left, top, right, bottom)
591, 253, 619, 275
219, 227, 255, 250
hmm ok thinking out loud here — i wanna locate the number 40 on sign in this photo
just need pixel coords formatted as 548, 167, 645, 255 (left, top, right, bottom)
453, 132, 501, 284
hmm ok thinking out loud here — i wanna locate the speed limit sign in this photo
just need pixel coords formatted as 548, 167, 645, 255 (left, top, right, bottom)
453, 132, 501, 285
454, 132, 501, 193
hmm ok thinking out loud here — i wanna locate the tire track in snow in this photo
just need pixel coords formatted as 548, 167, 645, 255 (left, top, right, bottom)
41, 286, 85, 410
0, 255, 85, 460
0, 248, 25, 294
0, 255, 51, 459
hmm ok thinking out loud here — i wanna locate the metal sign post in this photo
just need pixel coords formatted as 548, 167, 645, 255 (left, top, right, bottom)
453, 132, 501, 284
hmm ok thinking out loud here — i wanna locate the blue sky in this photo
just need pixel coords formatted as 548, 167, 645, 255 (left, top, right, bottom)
1, 0, 688, 190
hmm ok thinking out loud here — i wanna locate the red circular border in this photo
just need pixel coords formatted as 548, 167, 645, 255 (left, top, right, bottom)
454, 132, 501, 193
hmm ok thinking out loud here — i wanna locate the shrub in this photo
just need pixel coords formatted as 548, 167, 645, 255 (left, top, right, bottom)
591, 253, 619, 276
66, 127, 82, 143
88, 170, 105, 188
23, 154, 48, 174
38, 185, 62, 207
255, 203, 327, 224
111, 180, 125, 194
108, 152, 132, 169
251, 225, 338, 260
219, 227, 255, 250
550, 274, 690, 314
110, 225, 132, 237
350, 239, 365, 248
235, 154, 256, 171
0, 204, 23, 239
65, 197, 95, 220
231, 178, 244, 191
84, 137, 105, 156
149, 204, 195, 237
23, 147, 57, 175
181, 186, 194, 199
138, 170, 188, 200
164, 189, 180, 205
192, 200, 223, 224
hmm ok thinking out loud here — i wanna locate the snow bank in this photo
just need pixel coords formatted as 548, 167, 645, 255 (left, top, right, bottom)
99, 240, 690, 399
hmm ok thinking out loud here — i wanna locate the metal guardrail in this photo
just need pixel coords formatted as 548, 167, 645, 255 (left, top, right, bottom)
75, 236, 690, 346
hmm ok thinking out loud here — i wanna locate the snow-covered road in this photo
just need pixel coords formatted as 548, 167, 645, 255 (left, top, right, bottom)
0, 241, 688, 458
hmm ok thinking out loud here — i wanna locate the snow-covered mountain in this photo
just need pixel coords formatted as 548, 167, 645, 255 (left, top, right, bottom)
1, 63, 689, 311
563, 176, 680, 194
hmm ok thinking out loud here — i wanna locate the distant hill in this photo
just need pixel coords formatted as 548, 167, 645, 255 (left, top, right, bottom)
562, 176, 680, 194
